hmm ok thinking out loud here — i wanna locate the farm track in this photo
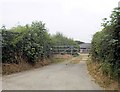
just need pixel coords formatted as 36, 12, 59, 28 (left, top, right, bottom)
2, 54, 102, 90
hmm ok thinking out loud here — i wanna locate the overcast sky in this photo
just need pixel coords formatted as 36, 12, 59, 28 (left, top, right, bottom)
0, 0, 119, 42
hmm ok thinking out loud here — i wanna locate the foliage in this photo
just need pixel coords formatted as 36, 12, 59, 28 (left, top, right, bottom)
91, 7, 120, 79
51, 32, 79, 48
75, 41, 84, 45
2, 21, 52, 64
1, 21, 79, 64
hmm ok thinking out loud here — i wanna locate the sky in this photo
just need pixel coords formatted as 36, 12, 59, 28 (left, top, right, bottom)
0, 0, 119, 42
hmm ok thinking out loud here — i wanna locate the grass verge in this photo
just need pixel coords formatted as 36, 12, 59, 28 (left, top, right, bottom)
87, 57, 120, 90
70, 56, 82, 64
2, 54, 72, 75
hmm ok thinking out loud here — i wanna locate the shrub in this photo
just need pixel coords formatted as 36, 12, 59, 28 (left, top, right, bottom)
91, 7, 120, 79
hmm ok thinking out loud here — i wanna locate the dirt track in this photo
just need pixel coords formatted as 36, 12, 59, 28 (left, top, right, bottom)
2, 54, 102, 90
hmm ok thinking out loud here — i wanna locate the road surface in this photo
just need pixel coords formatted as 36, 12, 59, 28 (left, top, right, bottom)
2, 55, 102, 90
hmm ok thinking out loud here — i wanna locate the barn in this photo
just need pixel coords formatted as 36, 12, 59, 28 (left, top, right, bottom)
80, 43, 91, 53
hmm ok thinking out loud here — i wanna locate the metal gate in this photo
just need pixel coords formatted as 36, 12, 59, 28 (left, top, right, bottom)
52, 45, 79, 55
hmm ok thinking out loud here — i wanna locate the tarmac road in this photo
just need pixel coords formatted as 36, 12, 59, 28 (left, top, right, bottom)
2, 54, 102, 90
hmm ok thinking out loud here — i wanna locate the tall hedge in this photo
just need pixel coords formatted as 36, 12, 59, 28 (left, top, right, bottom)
2, 21, 52, 64
1, 21, 79, 64
91, 7, 120, 79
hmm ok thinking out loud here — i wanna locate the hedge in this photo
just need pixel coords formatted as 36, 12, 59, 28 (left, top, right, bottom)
91, 7, 120, 79
1, 21, 79, 64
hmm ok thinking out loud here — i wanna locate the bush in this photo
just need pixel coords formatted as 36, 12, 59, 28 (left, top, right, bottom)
91, 7, 120, 80
1, 21, 52, 64
1, 21, 79, 65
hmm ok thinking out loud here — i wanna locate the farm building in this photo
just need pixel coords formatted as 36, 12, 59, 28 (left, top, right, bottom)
80, 43, 91, 53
